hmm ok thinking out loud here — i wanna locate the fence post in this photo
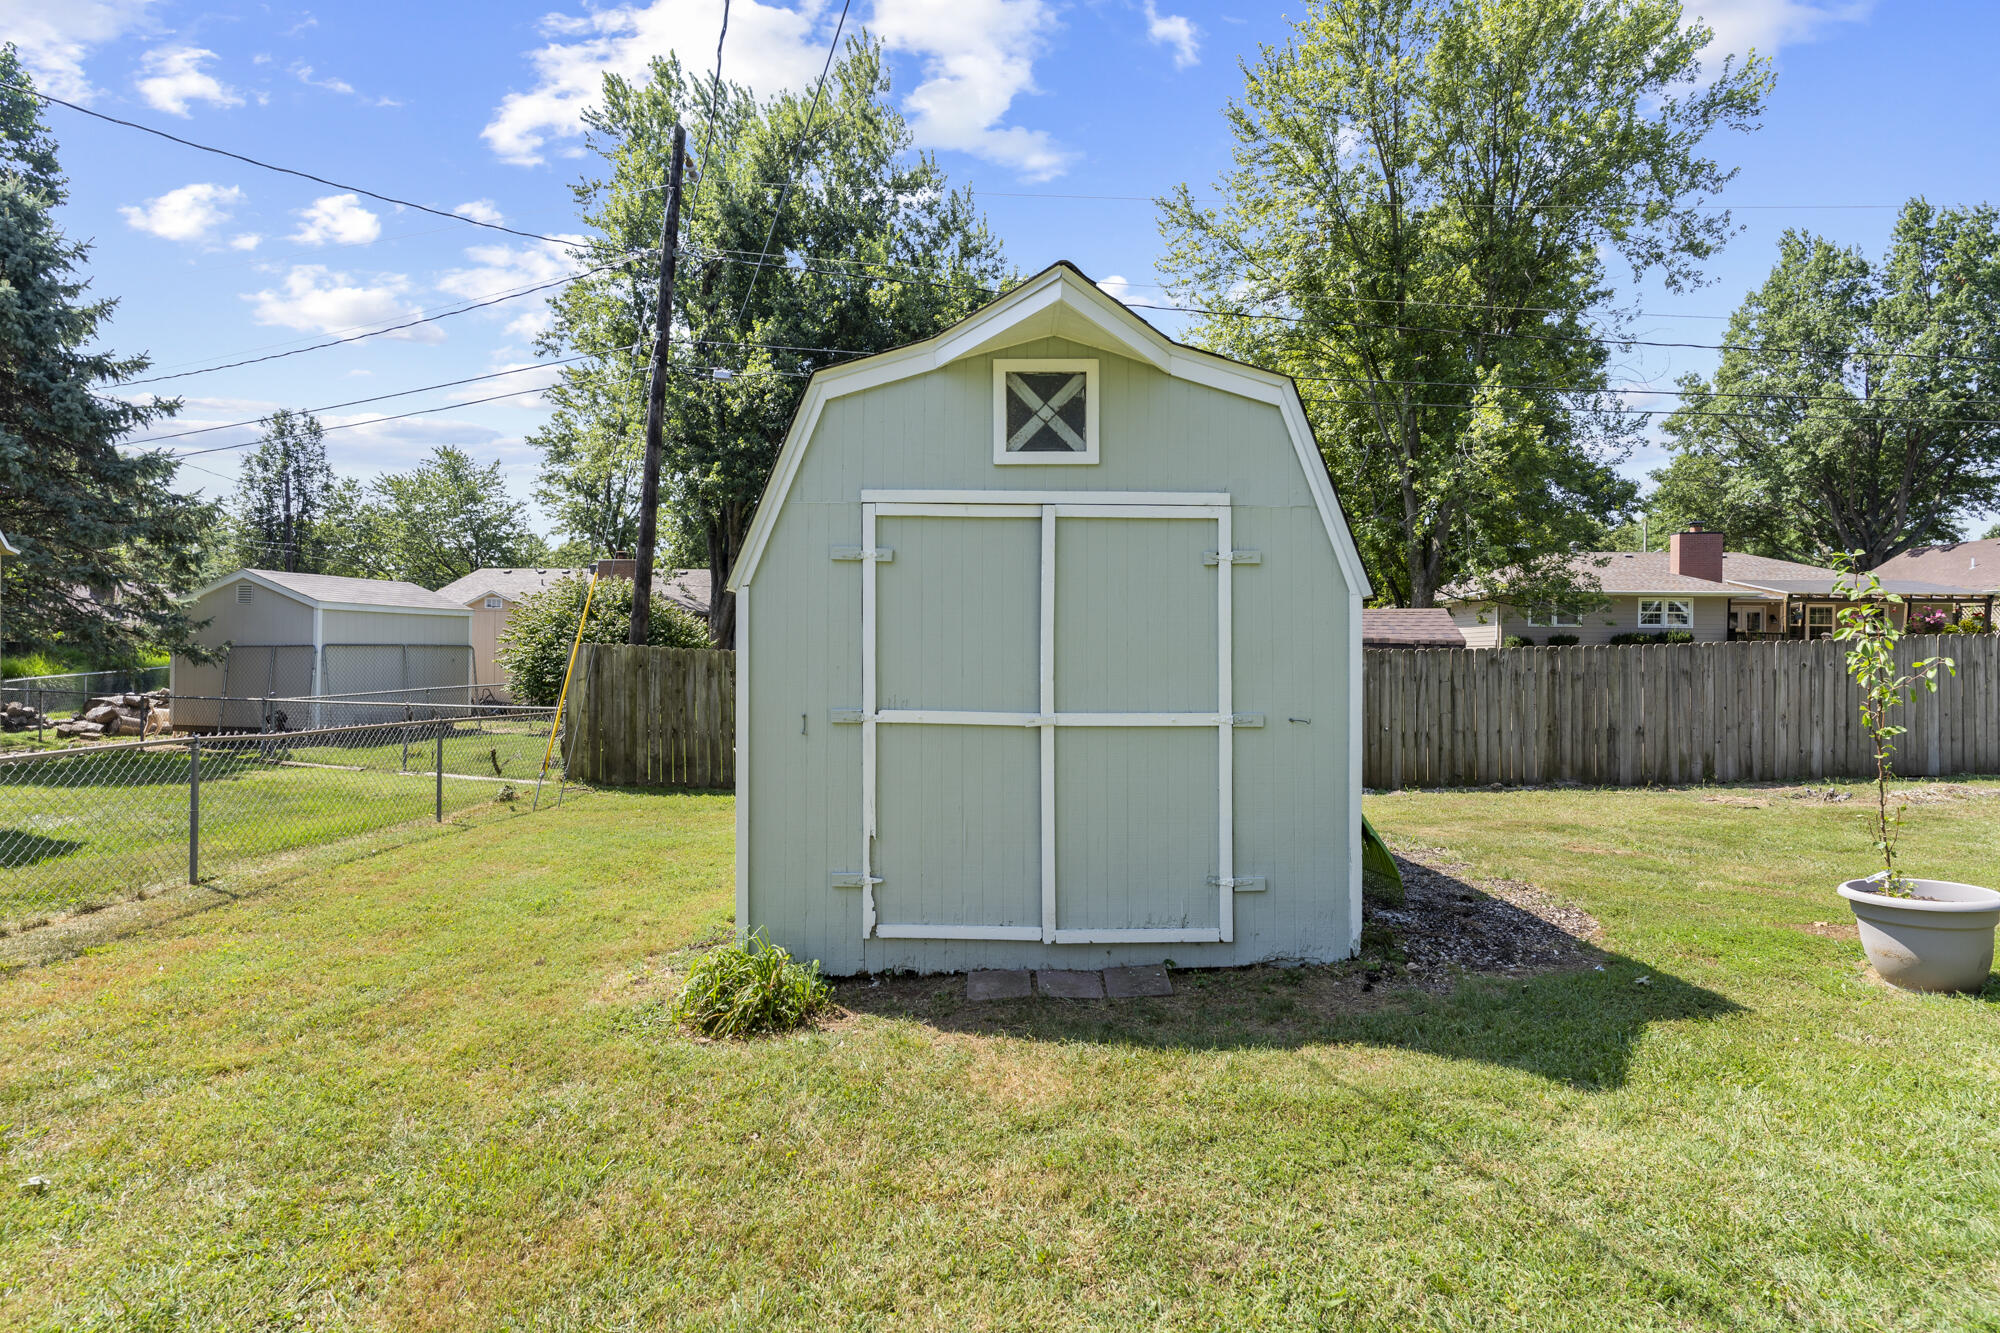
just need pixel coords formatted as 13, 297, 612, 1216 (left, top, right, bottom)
188, 736, 201, 884
435, 727, 444, 822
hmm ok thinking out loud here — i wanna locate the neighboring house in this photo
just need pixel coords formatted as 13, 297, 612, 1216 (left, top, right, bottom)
435, 562, 715, 696
1872, 538, 2000, 594
171, 569, 473, 730
731, 261, 1371, 976
1361, 608, 1465, 649
1444, 526, 1990, 646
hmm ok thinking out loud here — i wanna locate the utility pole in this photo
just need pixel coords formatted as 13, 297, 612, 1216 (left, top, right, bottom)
629, 122, 687, 645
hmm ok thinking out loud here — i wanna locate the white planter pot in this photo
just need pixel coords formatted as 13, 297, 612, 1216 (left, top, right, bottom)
1837, 878, 2000, 993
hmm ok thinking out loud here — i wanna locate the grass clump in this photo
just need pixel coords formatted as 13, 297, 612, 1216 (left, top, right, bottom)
669, 933, 833, 1038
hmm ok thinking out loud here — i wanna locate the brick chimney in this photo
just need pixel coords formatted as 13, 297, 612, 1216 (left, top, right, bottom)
594, 554, 638, 580
1668, 523, 1725, 583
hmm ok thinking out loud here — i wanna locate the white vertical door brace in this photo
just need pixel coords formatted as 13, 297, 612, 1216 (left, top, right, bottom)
1216, 505, 1235, 945
860, 503, 879, 938
1040, 505, 1058, 944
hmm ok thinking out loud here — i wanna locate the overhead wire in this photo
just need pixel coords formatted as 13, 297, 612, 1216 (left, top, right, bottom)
7, 79, 585, 247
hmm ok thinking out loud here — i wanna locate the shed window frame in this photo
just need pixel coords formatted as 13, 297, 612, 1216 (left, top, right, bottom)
1638, 598, 1693, 629
484, 596, 505, 609
993, 359, 1100, 465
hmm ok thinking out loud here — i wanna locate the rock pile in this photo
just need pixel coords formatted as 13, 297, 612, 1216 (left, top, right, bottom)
54, 689, 171, 741
2, 700, 52, 732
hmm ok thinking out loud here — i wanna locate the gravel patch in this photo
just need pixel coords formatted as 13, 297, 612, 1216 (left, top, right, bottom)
1369, 846, 1602, 990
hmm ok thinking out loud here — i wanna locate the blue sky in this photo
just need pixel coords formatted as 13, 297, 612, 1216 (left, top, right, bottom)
10, 0, 1998, 539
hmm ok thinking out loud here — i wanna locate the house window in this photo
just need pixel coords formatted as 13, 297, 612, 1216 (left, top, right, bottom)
1526, 607, 1582, 627
1807, 605, 1835, 636
1638, 598, 1693, 629
993, 359, 1099, 464
236, 583, 254, 604
484, 597, 505, 609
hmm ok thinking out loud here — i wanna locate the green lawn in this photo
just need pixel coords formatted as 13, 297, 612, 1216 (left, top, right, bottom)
0, 719, 557, 923
2, 781, 1998, 1330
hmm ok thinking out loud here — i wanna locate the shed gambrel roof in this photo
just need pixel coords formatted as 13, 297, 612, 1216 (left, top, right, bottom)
727, 261, 1373, 599
189, 569, 472, 615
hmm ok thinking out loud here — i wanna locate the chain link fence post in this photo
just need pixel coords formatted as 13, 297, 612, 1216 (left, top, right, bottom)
435, 726, 444, 822
188, 736, 201, 884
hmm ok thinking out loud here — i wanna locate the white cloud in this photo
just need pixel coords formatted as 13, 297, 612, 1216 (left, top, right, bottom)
290, 193, 383, 246
1687, 0, 1872, 60
454, 199, 506, 226
435, 240, 577, 304
134, 45, 242, 116
291, 61, 402, 107
483, 0, 1073, 178
1096, 274, 1136, 303
244, 265, 445, 342
872, 0, 1073, 179
118, 182, 243, 243
0, 0, 160, 101
229, 232, 262, 251
1141, 1, 1198, 69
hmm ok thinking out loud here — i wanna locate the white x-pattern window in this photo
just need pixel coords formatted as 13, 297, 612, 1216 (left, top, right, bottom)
994, 359, 1099, 464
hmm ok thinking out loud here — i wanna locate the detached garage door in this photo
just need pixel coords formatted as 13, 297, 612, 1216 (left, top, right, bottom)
850, 490, 1260, 946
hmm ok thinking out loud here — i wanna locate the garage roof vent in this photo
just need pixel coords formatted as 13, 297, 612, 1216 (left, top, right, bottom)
236, 582, 254, 604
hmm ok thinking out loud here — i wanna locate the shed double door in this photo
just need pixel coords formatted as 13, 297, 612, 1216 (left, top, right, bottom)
855, 490, 1255, 945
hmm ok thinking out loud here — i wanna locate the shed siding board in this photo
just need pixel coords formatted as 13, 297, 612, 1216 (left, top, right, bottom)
318, 608, 471, 646
746, 337, 1357, 974
171, 580, 315, 692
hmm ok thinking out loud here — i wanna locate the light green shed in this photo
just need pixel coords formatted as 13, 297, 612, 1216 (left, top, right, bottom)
729, 263, 1371, 975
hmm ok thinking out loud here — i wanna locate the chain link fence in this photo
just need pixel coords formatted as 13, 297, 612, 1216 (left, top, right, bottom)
1, 667, 171, 719
0, 708, 562, 929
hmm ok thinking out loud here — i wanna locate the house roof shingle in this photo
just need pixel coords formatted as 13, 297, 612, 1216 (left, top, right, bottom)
1870, 539, 2000, 593
435, 567, 714, 617
243, 569, 468, 611
1362, 608, 1467, 648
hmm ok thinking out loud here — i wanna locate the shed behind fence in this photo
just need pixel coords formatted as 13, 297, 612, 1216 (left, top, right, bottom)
564, 645, 735, 789
1363, 635, 2000, 789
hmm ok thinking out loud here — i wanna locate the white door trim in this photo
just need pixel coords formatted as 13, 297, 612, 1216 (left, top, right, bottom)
863, 491, 1242, 947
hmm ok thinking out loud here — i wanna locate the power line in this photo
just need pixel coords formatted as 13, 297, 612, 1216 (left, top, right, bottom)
8, 79, 583, 247
119, 254, 651, 386
690, 0, 731, 206
732, 0, 854, 329
123, 352, 622, 444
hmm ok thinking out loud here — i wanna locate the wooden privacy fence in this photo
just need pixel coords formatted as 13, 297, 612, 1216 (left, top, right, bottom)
1364, 635, 2000, 790
563, 645, 735, 788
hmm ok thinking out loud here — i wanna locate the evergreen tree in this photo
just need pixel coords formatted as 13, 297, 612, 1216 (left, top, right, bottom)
0, 46, 214, 659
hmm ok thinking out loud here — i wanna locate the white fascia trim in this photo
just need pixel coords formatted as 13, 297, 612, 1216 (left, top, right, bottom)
316, 601, 475, 618
734, 581, 751, 943
0, 529, 19, 557
728, 264, 1376, 602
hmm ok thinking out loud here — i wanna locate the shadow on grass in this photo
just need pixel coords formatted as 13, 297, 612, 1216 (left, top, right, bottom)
0, 830, 86, 868
838, 859, 1746, 1090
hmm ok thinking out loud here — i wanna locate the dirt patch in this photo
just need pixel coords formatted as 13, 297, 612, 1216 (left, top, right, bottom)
1701, 795, 1770, 808
1371, 847, 1603, 991
1793, 919, 1859, 940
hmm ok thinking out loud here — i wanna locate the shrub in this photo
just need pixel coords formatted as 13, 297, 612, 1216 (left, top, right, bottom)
1503, 634, 1535, 647
1663, 630, 1695, 644
1543, 633, 1581, 646
496, 572, 711, 704
1609, 631, 1663, 645
669, 934, 834, 1038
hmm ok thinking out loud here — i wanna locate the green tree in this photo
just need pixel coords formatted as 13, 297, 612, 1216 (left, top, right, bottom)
495, 572, 707, 704
532, 39, 1011, 643
368, 445, 545, 588
1984, 521, 2000, 540
0, 46, 215, 660
231, 410, 336, 573
1158, 0, 1770, 607
1660, 200, 2000, 568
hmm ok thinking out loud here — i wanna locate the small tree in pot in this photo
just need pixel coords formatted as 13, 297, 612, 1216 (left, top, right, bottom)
1831, 554, 1998, 991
